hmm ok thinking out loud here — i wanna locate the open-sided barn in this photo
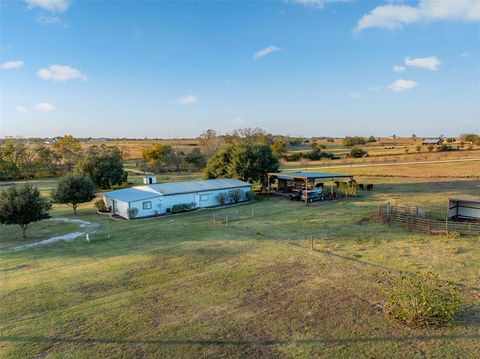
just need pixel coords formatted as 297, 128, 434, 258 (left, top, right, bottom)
103, 178, 252, 219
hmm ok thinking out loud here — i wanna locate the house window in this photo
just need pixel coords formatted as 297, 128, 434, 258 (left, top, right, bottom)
142, 201, 152, 210
200, 194, 209, 201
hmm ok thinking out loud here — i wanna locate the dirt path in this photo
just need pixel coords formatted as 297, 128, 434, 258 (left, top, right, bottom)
3, 218, 98, 252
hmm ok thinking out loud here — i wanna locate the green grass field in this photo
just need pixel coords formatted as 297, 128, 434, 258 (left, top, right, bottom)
1, 165, 479, 358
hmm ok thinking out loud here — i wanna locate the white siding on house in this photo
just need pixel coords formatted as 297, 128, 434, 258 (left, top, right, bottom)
103, 179, 252, 219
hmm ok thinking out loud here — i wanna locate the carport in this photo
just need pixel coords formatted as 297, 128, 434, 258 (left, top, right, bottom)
267, 172, 354, 205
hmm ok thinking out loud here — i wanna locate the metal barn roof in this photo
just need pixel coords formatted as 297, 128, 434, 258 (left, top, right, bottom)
270, 172, 352, 180
103, 179, 251, 203
149, 178, 251, 196
103, 186, 160, 202
449, 198, 480, 205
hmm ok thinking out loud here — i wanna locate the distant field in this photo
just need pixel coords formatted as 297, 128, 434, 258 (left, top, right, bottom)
1, 159, 479, 358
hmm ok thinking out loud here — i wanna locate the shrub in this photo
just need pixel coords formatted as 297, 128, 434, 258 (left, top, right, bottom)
171, 203, 194, 214
127, 207, 138, 219
230, 189, 244, 203
95, 199, 109, 212
343, 136, 366, 147
216, 192, 227, 205
380, 272, 461, 327
350, 147, 367, 158
337, 182, 357, 197
244, 190, 255, 201
436, 144, 455, 152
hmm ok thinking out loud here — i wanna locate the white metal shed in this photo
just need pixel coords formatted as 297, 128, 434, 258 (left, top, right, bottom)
447, 198, 480, 221
103, 178, 252, 219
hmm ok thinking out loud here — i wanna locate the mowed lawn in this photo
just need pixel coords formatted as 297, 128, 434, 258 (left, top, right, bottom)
1, 176, 479, 358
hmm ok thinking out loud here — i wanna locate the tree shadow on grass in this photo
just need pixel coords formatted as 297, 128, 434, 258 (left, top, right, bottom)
1, 333, 479, 347
455, 305, 480, 328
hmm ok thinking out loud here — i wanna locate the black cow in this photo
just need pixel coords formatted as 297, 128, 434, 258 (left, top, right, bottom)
358, 184, 364, 190
366, 184, 374, 191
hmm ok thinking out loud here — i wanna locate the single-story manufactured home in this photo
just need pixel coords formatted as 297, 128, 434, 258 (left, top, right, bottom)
103, 178, 252, 219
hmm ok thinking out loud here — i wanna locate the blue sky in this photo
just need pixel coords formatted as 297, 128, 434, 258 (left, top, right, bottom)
1, 0, 479, 138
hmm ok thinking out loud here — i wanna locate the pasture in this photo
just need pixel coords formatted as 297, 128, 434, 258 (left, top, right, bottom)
0, 161, 479, 358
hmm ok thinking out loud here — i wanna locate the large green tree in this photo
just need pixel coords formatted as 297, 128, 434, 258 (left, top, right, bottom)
204, 143, 279, 188
52, 135, 83, 172
0, 185, 51, 238
78, 145, 126, 189
51, 175, 96, 214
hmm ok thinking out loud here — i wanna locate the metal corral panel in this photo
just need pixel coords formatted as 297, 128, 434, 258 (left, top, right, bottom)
448, 198, 480, 220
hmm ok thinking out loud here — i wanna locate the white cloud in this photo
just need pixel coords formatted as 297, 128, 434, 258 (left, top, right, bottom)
461, 52, 471, 58
15, 106, 27, 113
388, 79, 418, 92
355, 0, 480, 32
35, 14, 68, 26
231, 116, 246, 127
177, 95, 198, 105
25, 0, 70, 13
349, 92, 360, 99
37, 64, 86, 82
405, 56, 441, 71
290, 0, 351, 9
393, 65, 406, 72
1, 60, 24, 70
253, 45, 282, 60
34, 102, 56, 111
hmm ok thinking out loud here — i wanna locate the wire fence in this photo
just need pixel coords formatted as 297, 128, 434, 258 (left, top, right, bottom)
372, 203, 480, 237
83, 220, 112, 242
212, 207, 256, 225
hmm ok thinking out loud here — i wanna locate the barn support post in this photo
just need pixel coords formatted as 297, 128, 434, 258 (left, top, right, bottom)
267, 174, 271, 200
305, 177, 308, 206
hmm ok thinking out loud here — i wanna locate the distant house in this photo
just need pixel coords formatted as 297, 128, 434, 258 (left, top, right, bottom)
422, 138, 443, 145
103, 178, 252, 219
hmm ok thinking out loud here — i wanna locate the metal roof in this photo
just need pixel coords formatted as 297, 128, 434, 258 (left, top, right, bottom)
103, 186, 160, 202
149, 178, 251, 196
270, 172, 352, 180
103, 179, 251, 203
449, 198, 480, 205
422, 139, 442, 143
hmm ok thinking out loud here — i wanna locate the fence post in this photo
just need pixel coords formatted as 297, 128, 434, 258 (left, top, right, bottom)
225, 216, 228, 226
445, 218, 448, 234
311, 235, 314, 251
213, 214, 216, 224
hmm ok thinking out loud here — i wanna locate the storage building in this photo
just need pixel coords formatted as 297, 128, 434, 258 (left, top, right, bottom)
103, 178, 252, 219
